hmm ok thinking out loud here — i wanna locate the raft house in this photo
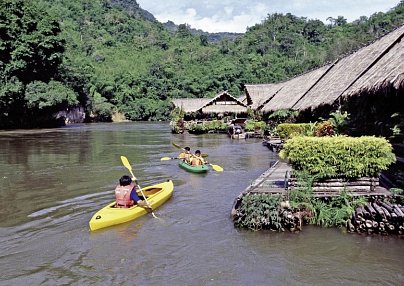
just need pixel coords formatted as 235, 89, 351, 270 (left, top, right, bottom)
171, 91, 254, 136
232, 24, 404, 234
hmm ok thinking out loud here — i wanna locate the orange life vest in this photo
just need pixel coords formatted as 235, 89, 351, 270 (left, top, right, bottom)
115, 183, 135, 208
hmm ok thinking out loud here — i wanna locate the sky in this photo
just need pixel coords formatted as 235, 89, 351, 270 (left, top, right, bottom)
136, 0, 400, 33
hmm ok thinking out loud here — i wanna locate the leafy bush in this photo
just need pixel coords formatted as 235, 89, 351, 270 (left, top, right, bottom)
314, 120, 335, 136
188, 122, 206, 133
276, 123, 314, 139
245, 120, 266, 132
234, 194, 283, 231
186, 120, 227, 133
279, 136, 396, 179
205, 120, 227, 131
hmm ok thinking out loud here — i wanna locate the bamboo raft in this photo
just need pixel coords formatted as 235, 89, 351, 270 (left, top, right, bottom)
231, 160, 393, 227
238, 160, 392, 198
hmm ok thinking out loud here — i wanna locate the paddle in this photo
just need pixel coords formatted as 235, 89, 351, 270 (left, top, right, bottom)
209, 163, 223, 172
120, 156, 157, 218
160, 157, 179, 161
172, 142, 182, 149
187, 155, 224, 172
171, 142, 208, 157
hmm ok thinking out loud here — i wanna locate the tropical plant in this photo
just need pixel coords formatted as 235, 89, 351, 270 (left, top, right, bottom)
328, 110, 350, 134
234, 194, 283, 231
289, 171, 367, 228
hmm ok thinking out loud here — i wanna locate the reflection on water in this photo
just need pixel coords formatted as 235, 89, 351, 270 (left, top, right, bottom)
0, 122, 403, 285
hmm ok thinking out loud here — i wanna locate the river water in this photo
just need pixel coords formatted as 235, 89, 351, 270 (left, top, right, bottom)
0, 122, 402, 286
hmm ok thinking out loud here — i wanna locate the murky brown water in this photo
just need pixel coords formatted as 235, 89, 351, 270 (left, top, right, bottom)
0, 122, 403, 285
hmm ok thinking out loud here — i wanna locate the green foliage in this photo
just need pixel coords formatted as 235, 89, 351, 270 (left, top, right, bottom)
1, 0, 404, 128
170, 107, 186, 133
276, 123, 314, 139
245, 120, 266, 132
234, 194, 283, 231
280, 136, 396, 179
187, 120, 227, 133
0, 0, 78, 128
268, 109, 299, 121
25, 80, 77, 109
328, 110, 349, 134
290, 171, 367, 228
390, 112, 404, 143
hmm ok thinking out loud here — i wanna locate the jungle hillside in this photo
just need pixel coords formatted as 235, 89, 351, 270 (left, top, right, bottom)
1, 0, 404, 128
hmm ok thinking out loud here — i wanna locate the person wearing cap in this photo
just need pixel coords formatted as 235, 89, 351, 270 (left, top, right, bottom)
115, 175, 150, 209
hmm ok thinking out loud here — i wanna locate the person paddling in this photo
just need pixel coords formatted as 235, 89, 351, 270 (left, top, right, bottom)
191, 150, 206, 166
178, 146, 192, 163
115, 175, 151, 210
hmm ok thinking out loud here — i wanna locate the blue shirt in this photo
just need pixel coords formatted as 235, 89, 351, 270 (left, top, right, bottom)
130, 188, 141, 202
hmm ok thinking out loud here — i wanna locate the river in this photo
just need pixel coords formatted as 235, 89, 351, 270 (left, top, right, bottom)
0, 122, 403, 286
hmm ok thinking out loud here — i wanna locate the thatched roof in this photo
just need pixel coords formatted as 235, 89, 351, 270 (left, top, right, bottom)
243, 25, 404, 113
260, 64, 332, 112
293, 25, 404, 110
341, 30, 404, 97
244, 84, 283, 110
171, 91, 247, 115
171, 98, 210, 113
200, 91, 247, 114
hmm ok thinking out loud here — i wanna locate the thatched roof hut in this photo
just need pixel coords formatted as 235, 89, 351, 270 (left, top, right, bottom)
243, 24, 404, 114
171, 91, 247, 116
293, 24, 404, 111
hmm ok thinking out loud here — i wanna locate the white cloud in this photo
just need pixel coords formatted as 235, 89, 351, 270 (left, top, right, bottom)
136, 0, 400, 33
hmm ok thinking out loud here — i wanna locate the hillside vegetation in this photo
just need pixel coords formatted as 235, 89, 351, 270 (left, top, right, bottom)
1, 0, 403, 128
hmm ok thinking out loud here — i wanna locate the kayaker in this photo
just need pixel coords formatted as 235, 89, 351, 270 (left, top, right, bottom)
178, 146, 192, 163
191, 150, 206, 166
115, 175, 151, 210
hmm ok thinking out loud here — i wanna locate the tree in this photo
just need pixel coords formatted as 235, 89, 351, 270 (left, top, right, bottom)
0, 0, 75, 128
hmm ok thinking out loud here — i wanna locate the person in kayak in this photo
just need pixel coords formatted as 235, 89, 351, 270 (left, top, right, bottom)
178, 146, 192, 163
115, 175, 151, 209
191, 150, 206, 166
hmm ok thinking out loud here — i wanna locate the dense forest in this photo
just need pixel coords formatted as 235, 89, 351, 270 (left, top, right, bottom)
1, 0, 403, 128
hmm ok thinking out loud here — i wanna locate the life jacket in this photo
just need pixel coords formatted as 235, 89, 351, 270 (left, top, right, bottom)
115, 183, 135, 208
179, 152, 191, 163
191, 155, 205, 166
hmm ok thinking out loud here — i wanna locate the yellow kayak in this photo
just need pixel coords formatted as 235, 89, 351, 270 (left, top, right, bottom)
89, 180, 174, 231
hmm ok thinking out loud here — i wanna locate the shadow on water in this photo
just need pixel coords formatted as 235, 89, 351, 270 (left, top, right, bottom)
0, 122, 403, 285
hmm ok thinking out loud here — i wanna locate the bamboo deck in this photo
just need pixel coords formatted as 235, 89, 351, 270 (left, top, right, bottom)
243, 160, 392, 198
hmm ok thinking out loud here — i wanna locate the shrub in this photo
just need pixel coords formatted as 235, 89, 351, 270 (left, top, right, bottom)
234, 194, 283, 231
279, 136, 396, 179
314, 120, 335, 136
245, 120, 266, 132
276, 123, 314, 140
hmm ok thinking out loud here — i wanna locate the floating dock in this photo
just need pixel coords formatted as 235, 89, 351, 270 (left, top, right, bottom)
237, 160, 392, 199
